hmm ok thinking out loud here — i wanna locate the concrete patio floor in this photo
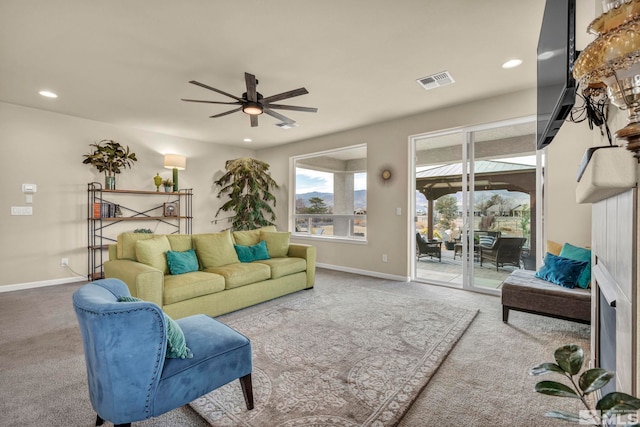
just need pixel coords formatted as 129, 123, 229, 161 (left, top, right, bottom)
415, 246, 527, 289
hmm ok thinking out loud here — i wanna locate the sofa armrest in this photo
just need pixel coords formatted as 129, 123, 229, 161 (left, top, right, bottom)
288, 244, 316, 288
104, 259, 164, 307
108, 244, 117, 261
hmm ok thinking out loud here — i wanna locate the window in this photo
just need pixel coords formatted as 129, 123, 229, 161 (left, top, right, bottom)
292, 144, 367, 241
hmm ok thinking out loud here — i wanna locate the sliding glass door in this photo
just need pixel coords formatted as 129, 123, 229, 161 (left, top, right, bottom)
412, 118, 537, 293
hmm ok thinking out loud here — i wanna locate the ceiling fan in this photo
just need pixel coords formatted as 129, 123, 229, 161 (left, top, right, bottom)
181, 72, 317, 127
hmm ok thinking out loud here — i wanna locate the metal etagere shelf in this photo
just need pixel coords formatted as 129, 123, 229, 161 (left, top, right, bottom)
87, 182, 193, 280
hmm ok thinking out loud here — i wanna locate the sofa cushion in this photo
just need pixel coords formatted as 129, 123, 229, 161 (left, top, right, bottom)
255, 257, 306, 279
163, 271, 226, 305
546, 240, 563, 256
135, 236, 171, 274
205, 263, 271, 289
117, 295, 193, 359
193, 230, 239, 268
166, 249, 199, 275
260, 231, 291, 258
234, 240, 270, 263
559, 243, 591, 289
117, 232, 155, 260
233, 225, 277, 246
535, 252, 588, 288
167, 234, 194, 252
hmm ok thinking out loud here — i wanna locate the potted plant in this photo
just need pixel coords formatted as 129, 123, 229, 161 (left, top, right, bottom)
82, 140, 137, 189
530, 344, 640, 426
162, 178, 173, 192
214, 157, 279, 230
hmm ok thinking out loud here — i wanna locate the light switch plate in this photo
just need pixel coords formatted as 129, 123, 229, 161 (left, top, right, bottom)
11, 206, 33, 215
22, 183, 37, 193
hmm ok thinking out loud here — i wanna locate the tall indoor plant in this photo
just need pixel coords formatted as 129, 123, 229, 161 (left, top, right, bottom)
82, 139, 137, 189
214, 157, 279, 230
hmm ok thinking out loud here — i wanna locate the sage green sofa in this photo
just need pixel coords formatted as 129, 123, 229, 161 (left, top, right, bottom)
104, 226, 316, 319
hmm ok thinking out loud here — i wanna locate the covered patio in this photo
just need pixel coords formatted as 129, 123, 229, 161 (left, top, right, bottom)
416, 160, 537, 262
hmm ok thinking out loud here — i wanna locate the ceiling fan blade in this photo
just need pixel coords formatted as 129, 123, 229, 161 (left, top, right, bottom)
263, 108, 295, 124
250, 115, 258, 127
261, 87, 309, 103
189, 80, 243, 102
245, 73, 258, 102
266, 103, 318, 113
181, 98, 242, 105
209, 107, 242, 118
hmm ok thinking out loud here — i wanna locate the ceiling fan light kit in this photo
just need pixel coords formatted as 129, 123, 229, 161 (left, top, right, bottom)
182, 72, 317, 127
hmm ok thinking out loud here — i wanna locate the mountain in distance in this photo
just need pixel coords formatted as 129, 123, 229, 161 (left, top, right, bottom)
296, 190, 366, 210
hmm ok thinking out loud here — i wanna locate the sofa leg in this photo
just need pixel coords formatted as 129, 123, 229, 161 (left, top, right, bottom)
502, 306, 509, 323
240, 373, 254, 410
96, 415, 104, 426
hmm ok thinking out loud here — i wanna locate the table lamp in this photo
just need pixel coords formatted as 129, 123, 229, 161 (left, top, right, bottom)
164, 154, 186, 192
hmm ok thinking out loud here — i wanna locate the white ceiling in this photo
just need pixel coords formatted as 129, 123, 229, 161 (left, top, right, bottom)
0, 0, 545, 149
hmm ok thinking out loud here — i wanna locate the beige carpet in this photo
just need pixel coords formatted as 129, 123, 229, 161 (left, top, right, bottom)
189, 285, 478, 426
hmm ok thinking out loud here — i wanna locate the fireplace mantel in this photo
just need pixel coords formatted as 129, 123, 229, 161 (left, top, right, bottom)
576, 146, 637, 204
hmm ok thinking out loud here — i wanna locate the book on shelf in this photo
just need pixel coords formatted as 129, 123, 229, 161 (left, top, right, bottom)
94, 202, 117, 218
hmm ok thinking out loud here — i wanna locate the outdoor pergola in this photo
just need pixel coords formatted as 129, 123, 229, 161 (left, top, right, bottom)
416, 160, 537, 257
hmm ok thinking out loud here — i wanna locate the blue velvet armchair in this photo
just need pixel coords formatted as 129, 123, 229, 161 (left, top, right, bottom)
73, 278, 253, 427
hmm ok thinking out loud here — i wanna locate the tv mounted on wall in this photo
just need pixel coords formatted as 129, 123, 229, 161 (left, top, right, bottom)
536, 0, 577, 150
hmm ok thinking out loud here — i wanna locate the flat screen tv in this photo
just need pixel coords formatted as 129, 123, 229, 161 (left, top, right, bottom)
536, 0, 577, 150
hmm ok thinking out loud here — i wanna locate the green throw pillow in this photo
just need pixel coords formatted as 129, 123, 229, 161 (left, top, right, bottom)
193, 230, 239, 268
535, 252, 588, 289
559, 243, 591, 289
117, 296, 193, 359
260, 231, 290, 258
166, 249, 199, 275
233, 226, 277, 246
234, 240, 270, 262
135, 236, 171, 274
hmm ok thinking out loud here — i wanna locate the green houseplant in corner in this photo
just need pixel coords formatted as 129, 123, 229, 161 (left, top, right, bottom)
82, 139, 138, 190
530, 344, 640, 426
214, 157, 279, 230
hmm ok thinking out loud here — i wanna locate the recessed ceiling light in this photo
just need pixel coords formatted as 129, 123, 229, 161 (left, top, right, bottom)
243, 138, 252, 142
502, 59, 523, 69
39, 90, 58, 98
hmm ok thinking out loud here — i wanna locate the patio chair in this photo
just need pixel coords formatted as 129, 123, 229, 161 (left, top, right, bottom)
479, 236, 526, 271
416, 233, 442, 262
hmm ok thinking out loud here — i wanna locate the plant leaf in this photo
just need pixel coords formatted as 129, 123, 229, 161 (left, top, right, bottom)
544, 410, 583, 423
579, 368, 615, 394
530, 362, 565, 376
554, 344, 584, 375
535, 381, 580, 398
597, 392, 640, 414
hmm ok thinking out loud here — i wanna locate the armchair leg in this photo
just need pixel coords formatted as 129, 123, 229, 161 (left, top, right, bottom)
240, 373, 254, 410
96, 415, 130, 427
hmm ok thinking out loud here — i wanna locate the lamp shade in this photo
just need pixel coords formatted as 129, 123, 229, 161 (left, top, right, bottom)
164, 154, 186, 170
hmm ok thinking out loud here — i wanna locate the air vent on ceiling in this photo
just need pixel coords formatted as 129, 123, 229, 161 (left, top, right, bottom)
416, 71, 455, 90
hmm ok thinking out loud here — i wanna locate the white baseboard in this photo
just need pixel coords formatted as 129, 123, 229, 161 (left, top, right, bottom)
0, 276, 86, 293
316, 263, 410, 282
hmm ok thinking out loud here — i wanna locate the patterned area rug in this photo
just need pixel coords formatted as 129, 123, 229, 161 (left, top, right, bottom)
189, 285, 478, 427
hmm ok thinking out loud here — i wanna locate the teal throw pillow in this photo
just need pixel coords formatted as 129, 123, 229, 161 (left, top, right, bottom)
166, 249, 199, 275
535, 252, 589, 289
234, 240, 270, 263
117, 296, 193, 359
559, 243, 591, 289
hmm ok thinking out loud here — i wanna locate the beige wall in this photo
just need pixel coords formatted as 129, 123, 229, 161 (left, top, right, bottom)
1, 84, 598, 288
259, 89, 557, 280
0, 101, 255, 288
545, 120, 594, 248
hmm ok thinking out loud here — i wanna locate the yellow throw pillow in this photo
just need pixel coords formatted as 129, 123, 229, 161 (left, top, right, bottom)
193, 230, 240, 268
233, 225, 277, 246
260, 231, 291, 258
118, 232, 154, 260
166, 234, 194, 252
546, 240, 563, 256
135, 236, 171, 274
